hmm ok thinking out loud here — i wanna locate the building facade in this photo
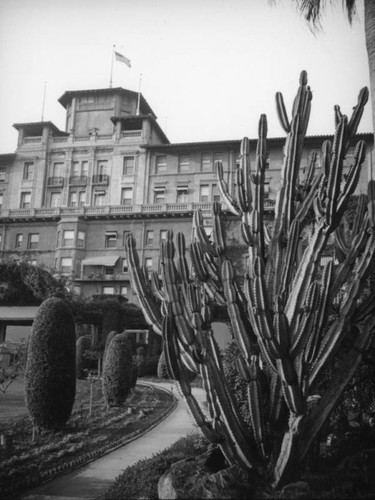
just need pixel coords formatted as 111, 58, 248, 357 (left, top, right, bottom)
0, 86, 373, 302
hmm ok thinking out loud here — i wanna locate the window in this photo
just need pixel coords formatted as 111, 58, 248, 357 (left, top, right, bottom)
179, 155, 190, 172
0, 193, 3, 208
105, 266, 114, 276
15, 234, 23, 248
176, 186, 188, 203
63, 230, 75, 246
52, 162, 64, 177
81, 161, 88, 176
120, 285, 128, 296
122, 258, 128, 273
160, 230, 168, 243
93, 190, 106, 206
77, 231, 85, 248
213, 153, 223, 166
23, 162, 34, 180
200, 185, 209, 202
61, 257, 72, 274
123, 156, 135, 176
264, 182, 270, 199
154, 187, 165, 204
20, 192, 31, 209
156, 155, 167, 173
78, 191, 86, 206
145, 258, 153, 270
212, 184, 220, 202
204, 226, 213, 237
146, 230, 154, 245
103, 286, 115, 295
235, 153, 241, 169
0, 167, 6, 182
121, 187, 133, 206
69, 191, 78, 207
97, 160, 108, 176
50, 192, 61, 207
201, 153, 212, 171
0, 234, 2, 246
72, 161, 80, 177
28, 233, 39, 249
105, 231, 117, 248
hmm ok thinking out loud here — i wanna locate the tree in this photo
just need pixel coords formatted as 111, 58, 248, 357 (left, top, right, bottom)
127, 72, 375, 490
287, 0, 375, 180
25, 298, 76, 430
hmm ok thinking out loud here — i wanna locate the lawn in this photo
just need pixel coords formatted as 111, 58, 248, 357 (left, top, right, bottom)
0, 379, 175, 499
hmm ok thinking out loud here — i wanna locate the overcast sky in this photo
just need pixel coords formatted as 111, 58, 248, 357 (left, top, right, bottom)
0, 0, 372, 153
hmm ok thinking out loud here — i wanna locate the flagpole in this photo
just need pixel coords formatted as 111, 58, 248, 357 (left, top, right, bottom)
136, 73, 142, 116
41, 81, 47, 121
109, 45, 115, 88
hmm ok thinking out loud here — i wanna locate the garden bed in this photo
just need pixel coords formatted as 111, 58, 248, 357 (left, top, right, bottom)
0, 380, 175, 499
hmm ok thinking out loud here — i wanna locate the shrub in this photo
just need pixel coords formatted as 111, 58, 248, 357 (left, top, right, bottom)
102, 432, 208, 500
102, 333, 133, 407
135, 354, 146, 377
143, 355, 160, 377
137, 346, 146, 357
76, 335, 92, 379
25, 297, 76, 430
103, 330, 118, 359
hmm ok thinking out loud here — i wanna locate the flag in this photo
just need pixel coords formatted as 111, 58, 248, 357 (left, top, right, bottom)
114, 51, 131, 68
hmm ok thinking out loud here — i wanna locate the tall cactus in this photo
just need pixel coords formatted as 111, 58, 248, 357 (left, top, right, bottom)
126, 71, 375, 489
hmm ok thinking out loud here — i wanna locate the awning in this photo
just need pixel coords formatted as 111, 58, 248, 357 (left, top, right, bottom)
82, 255, 120, 267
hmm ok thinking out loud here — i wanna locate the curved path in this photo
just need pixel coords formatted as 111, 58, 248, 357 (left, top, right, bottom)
19, 382, 205, 500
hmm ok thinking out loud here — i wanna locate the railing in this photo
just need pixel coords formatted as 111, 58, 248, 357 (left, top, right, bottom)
92, 174, 109, 185
52, 137, 68, 143
0, 200, 276, 220
69, 175, 88, 186
77, 103, 112, 111
23, 137, 41, 144
47, 176, 64, 187
97, 134, 113, 140
75, 136, 90, 142
121, 130, 142, 138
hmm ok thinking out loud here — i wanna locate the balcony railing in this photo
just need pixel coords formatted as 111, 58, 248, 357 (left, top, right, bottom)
69, 175, 88, 186
23, 137, 42, 144
0, 200, 276, 220
92, 174, 109, 185
47, 176, 64, 187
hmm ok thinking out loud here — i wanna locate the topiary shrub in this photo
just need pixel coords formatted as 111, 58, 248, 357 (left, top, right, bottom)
104, 330, 118, 359
25, 297, 76, 430
102, 333, 133, 407
76, 335, 92, 379
137, 346, 146, 357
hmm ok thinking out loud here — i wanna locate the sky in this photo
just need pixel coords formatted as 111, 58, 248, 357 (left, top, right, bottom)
0, 0, 372, 153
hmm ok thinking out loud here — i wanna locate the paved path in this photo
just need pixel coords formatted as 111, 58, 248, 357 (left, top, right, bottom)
18, 382, 205, 500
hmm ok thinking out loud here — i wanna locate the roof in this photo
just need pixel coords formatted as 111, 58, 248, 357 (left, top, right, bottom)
0, 306, 39, 323
58, 87, 156, 117
111, 114, 169, 144
12, 121, 68, 136
82, 255, 120, 267
142, 132, 374, 150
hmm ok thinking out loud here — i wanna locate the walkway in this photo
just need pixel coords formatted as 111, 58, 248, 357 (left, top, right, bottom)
19, 382, 205, 500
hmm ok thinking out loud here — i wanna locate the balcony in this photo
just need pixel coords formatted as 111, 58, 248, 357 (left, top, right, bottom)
92, 174, 109, 185
47, 176, 64, 187
69, 175, 88, 186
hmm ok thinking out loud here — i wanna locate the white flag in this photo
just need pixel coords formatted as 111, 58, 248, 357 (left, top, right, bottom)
114, 51, 131, 68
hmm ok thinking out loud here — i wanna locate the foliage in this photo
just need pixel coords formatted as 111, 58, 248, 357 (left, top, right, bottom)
0, 382, 173, 499
102, 432, 208, 500
102, 333, 133, 407
127, 71, 375, 489
76, 335, 92, 379
0, 343, 26, 393
135, 354, 146, 377
25, 297, 76, 430
0, 261, 69, 305
130, 357, 138, 389
103, 330, 118, 359
137, 346, 146, 356
142, 355, 160, 377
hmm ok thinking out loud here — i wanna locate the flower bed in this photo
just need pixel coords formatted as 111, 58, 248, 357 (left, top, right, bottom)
0, 380, 175, 499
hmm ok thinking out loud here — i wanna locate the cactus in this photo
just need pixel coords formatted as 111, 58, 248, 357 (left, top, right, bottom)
126, 72, 375, 489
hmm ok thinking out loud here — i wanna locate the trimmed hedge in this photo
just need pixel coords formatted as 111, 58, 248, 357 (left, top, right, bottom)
104, 330, 118, 359
25, 297, 76, 430
130, 357, 138, 389
103, 333, 133, 406
76, 335, 92, 379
